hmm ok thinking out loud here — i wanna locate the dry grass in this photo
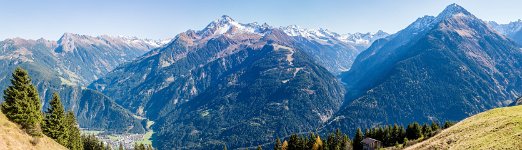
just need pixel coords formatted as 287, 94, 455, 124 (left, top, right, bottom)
0, 112, 67, 150
406, 105, 522, 150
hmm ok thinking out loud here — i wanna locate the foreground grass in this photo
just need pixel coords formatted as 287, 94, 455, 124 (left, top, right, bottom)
406, 105, 522, 149
0, 112, 67, 150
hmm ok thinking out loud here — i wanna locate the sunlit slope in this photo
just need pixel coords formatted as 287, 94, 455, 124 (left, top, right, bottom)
0, 112, 67, 150
407, 105, 522, 150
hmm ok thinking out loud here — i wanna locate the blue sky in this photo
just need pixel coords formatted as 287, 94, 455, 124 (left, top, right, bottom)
1, 0, 521, 40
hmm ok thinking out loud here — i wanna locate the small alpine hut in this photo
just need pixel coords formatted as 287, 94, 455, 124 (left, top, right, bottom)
361, 137, 382, 150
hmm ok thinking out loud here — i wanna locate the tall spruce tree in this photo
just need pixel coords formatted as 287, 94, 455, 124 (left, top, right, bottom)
1, 67, 43, 136
82, 134, 104, 150
66, 111, 83, 150
406, 122, 423, 140
353, 128, 364, 150
312, 136, 324, 150
431, 122, 440, 132
274, 137, 282, 150
42, 92, 69, 146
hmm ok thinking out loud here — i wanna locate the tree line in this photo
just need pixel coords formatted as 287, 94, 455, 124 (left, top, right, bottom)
271, 121, 456, 150
0, 67, 153, 150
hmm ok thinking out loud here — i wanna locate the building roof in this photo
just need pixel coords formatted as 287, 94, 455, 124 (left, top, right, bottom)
361, 138, 380, 144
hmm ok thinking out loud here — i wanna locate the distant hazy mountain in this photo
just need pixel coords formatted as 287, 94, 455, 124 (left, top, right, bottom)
326, 4, 522, 134
90, 15, 346, 149
0, 35, 167, 133
488, 20, 522, 46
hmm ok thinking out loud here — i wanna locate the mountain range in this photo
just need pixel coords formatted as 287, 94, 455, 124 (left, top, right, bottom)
2, 3, 522, 150
489, 20, 522, 46
88, 16, 354, 149
0, 35, 168, 133
326, 4, 522, 135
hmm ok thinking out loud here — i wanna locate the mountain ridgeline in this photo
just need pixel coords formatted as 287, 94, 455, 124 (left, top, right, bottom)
3, 3, 522, 150
326, 4, 522, 135
0, 35, 167, 133
89, 16, 350, 149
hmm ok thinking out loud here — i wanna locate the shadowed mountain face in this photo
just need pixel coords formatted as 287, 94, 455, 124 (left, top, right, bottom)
326, 4, 522, 134
89, 16, 346, 149
0, 35, 165, 133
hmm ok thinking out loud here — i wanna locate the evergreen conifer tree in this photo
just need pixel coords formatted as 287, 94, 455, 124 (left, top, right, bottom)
65, 111, 83, 150
312, 136, 324, 150
431, 122, 440, 132
422, 123, 433, 137
406, 122, 423, 140
1, 67, 43, 136
274, 137, 282, 150
353, 128, 364, 150
42, 92, 69, 146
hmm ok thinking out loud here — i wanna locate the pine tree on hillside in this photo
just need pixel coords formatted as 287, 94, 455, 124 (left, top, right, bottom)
431, 122, 440, 132
274, 137, 282, 150
42, 92, 69, 146
353, 128, 364, 150
443, 121, 455, 129
406, 122, 423, 140
288, 134, 302, 150
66, 111, 83, 150
1, 67, 43, 136
82, 134, 104, 150
422, 123, 433, 137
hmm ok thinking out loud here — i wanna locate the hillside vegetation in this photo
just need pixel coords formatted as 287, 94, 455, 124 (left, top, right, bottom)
0, 112, 66, 150
406, 105, 522, 149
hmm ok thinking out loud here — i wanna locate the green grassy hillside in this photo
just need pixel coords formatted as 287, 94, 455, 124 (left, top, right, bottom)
0, 112, 67, 150
406, 105, 522, 149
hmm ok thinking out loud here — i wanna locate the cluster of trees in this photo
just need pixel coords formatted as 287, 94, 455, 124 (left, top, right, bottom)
273, 130, 351, 150
42, 93, 83, 149
1, 67, 155, 150
133, 143, 154, 150
1, 67, 83, 149
353, 121, 454, 148
273, 121, 456, 150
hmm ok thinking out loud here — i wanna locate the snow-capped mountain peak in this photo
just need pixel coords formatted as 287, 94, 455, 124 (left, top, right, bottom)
281, 25, 389, 46
437, 3, 472, 19
56, 33, 170, 53
280, 25, 333, 38
198, 15, 270, 37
